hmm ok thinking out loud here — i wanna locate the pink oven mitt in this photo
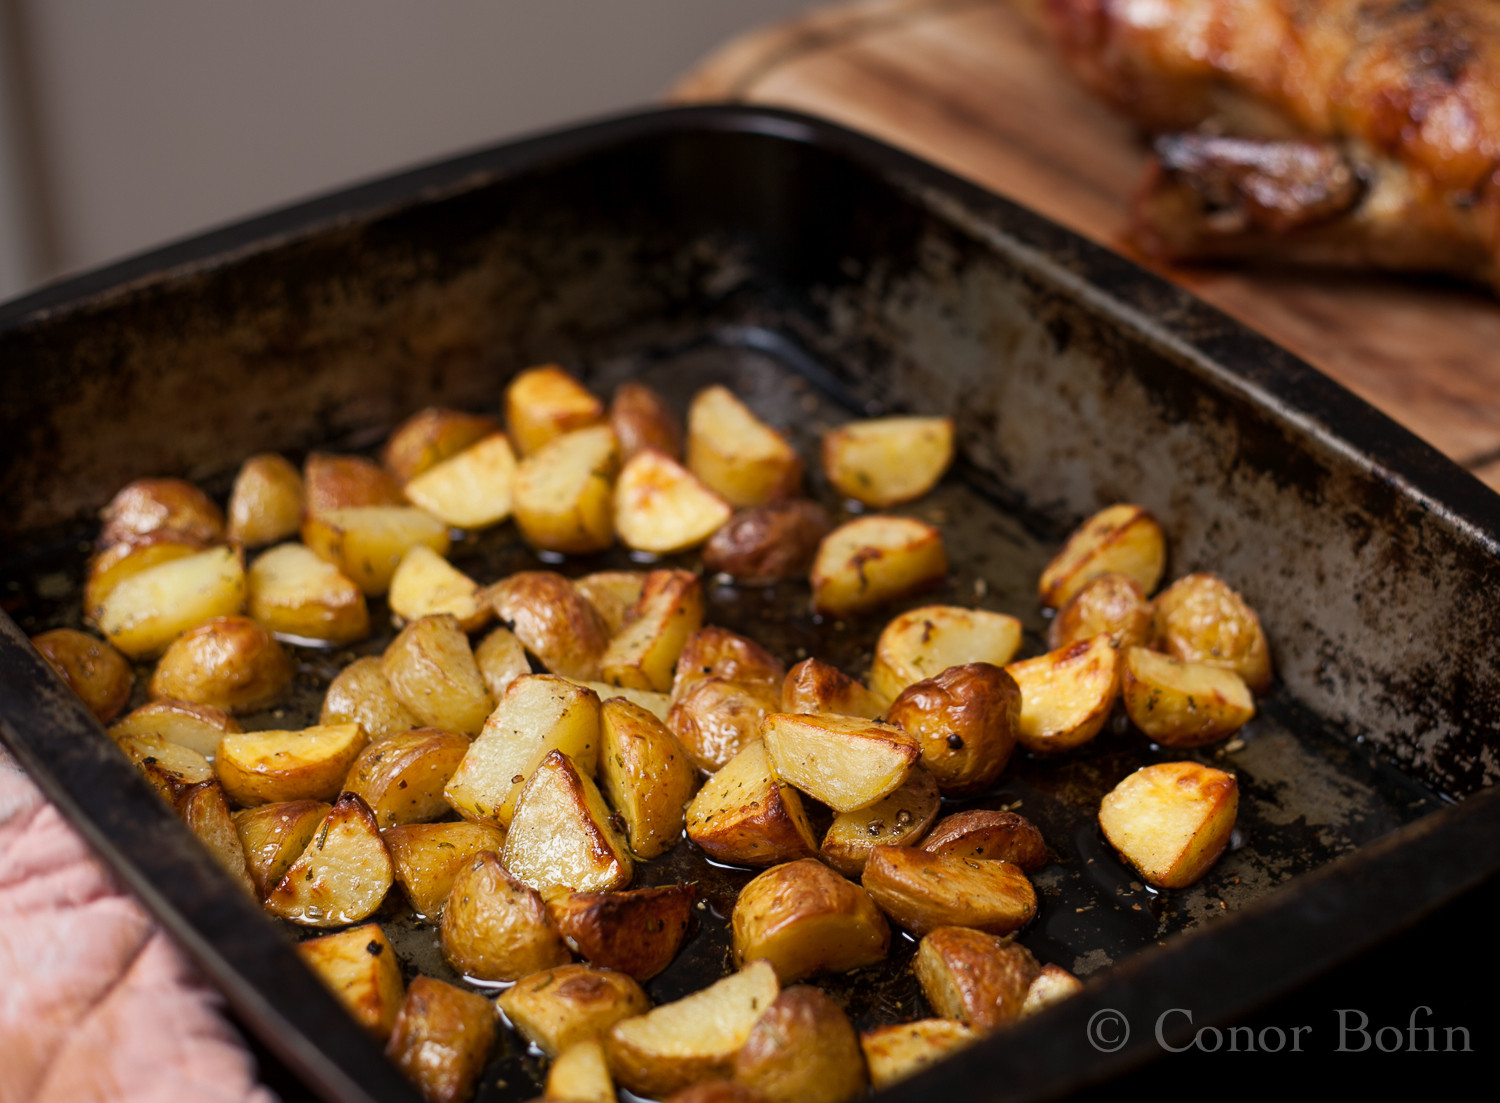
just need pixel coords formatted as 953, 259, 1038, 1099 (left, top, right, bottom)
0, 748, 277, 1103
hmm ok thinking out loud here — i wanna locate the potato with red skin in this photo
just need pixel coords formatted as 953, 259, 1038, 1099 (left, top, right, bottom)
149, 615, 293, 714
885, 663, 1020, 796
99, 477, 225, 548
32, 628, 132, 723
702, 501, 832, 585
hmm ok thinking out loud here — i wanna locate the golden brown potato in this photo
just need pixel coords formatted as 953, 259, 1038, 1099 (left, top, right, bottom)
610, 381, 683, 461
546, 1038, 616, 1103
343, 727, 470, 828
732, 986, 867, 1103
440, 851, 570, 982
302, 506, 450, 596
498, 964, 649, 1057
489, 572, 611, 682
320, 655, 419, 741
686, 386, 803, 508
868, 605, 1024, 704
174, 779, 256, 895
385, 976, 499, 1103
84, 531, 209, 624
233, 799, 330, 898
110, 698, 241, 758
780, 658, 885, 721
1098, 761, 1239, 889
701, 501, 832, 586
1151, 572, 1273, 693
247, 542, 370, 644
96, 545, 247, 659
574, 571, 647, 637
502, 750, 634, 896
921, 809, 1048, 871
382, 407, 502, 485
914, 926, 1040, 1032
601, 569, 704, 692
578, 681, 670, 722
730, 859, 889, 982
215, 722, 368, 807
388, 546, 490, 633
264, 792, 394, 926
1021, 964, 1084, 1017
604, 960, 780, 1098
31, 628, 132, 723
809, 516, 947, 618
885, 663, 1020, 796
599, 697, 699, 859
227, 453, 304, 547
382, 614, 494, 736
762, 713, 919, 813
859, 1020, 977, 1091
671, 627, 785, 704
1121, 646, 1255, 746
513, 424, 620, 555
506, 364, 606, 457
1038, 503, 1166, 608
548, 884, 696, 981
297, 923, 406, 1040
614, 449, 732, 554
821, 416, 955, 508
473, 625, 532, 701
99, 477, 225, 548
304, 453, 403, 516
113, 731, 216, 804
382, 821, 509, 919
149, 615, 293, 713
1048, 571, 1152, 651
685, 741, 818, 867
668, 678, 782, 776
403, 432, 519, 531
861, 847, 1036, 938
443, 675, 601, 828
820, 766, 940, 877
1006, 634, 1120, 755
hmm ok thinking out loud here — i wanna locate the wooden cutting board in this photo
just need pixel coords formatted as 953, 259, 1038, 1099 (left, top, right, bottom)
672, 0, 1500, 491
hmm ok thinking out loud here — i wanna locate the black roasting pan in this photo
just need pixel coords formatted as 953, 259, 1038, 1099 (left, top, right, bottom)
1, 106, 1498, 1101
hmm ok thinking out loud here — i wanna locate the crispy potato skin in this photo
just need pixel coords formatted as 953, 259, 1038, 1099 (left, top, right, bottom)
548, 884, 697, 980
497, 963, 650, 1057
611, 381, 684, 460
320, 655, 419, 742
730, 859, 890, 982
227, 453, 304, 547
386, 976, 498, 1103
381, 614, 494, 736
1038, 503, 1166, 608
1048, 572, 1151, 651
304, 453, 403, 515
669, 678, 782, 775
149, 615, 293, 714
1121, 646, 1255, 746
343, 728, 469, 828
382, 407, 501, 485
440, 851, 571, 982
885, 662, 1020, 796
820, 767, 941, 877
489, 571, 610, 682
921, 809, 1049, 871
99, 477, 225, 548
599, 697, 699, 860
263, 792, 394, 926
685, 742, 818, 867
382, 821, 509, 919
174, 779, 256, 895
672, 626, 786, 703
782, 658, 885, 721
913, 926, 1040, 1032
702, 501, 832, 585
32, 628, 132, 723
115, 731, 215, 804
732, 986, 867, 1103
1151, 572, 1273, 693
233, 799, 330, 898
861, 846, 1036, 937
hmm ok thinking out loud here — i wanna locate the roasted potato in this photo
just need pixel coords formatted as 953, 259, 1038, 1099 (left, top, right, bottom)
304, 452, 403, 515
859, 1019, 977, 1090
665, 1083, 766, 1103
247, 542, 370, 644
820, 766, 940, 877
388, 546, 490, 633
1021, 964, 1084, 1017
385, 976, 499, 1103
614, 449, 732, 554
921, 809, 1048, 871
809, 516, 946, 618
1048, 571, 1151, 651
149, 615, 293, 713
701, 500, 832, 586
781, 658, 885, 721
473, 625, 532, 701
343, 727, 470, 828
1097, 761, 1239, 889
506, 364, 606, 457
302, 505, 450, 596
96, 544, 246, 659
440, 850, 570, 982
227, 453, 304, 547
113, 731, 216, 804
861, 846, 1036, 937
685, 741, 818, 867
502, 749, 634, 896
1006, 634, 1120, 755
320, 655, 419, 741
512, 424, 620, 555
297, 923, 406, 1039
668, 678, 782, 775
382, 820, 509, 919
601, 569, 704, 692
574, 571, 647, 637
1151, 572, 1273, 693
443, 675, 601, 828
671, 626, 785, 704
885, 662, 1020, 796
233, 798, 330, 897
610, 380, 683, 461
821, 416, 955, 508
84, 531, 209, 623
546, 1038, 616, 1103
686, 386, 802, 508
174, 779, 256, 895
382, 614, 494, 736
110, 697, 241, 758
576, 681, 670, 723
264, 792, 394, 926
868, 605, 1024, 704
99, 477, 225, 548
598, 697, 699, 859
403, 432, 518, 531
382, 406, 502, 485
1121, 646, 1255, 746
604, 960, 780, 1098
730, 859, 889, 982
31, 627, 132, 723
913, 926, 1039, 1032
762, 713, 919, 813
215, 722, 368, 807
732, 986, 867, 1103
498, 963, 649, 1057
548, 884, 697, 981
489, 571, 611, 682
1038, 503, 1166, 608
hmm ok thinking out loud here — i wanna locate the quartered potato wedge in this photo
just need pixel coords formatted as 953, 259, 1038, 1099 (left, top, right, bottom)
820, 766, 940, 877
382, 821, 509, 919
781, 658, 886, 721
505, 363, 606, 457
914, 925, 1039, 1032
614, 449, 732, 554
303, 453, 403, 515
761, 713, 919, 813
1005, 633, 1120, 755
1151, 571, 1273, 693
472, 626, 531, 701
385, 976, 499, 1103
382, 406, 502, 486
685, 741, 818, 867
84, 531, 210, 625
598, 697, 699, 860
96, 545, 246, 659
601, 569, 704, 692
513, 424, 620, 555
149, 615, 293, 714
31, 627, 132, 724
859, 1019, 978, 1091
234, 799, 330, 898
1098, 761, 1239, 889
320, 655, 419, 742
574, 570, 647, 636
174, 779, 256, 895
381, 614, 494, 736
1038, 503, 1166, 608
488, 571, 610, 682
111, 697, 240, 758
99, 477, 226, 548
868, 604, 1023, 704
402, 432, 518, 531
610, 380, 683, 461
440, 851, 570, 982
809, 516, 946, 618
885, 662, 1020, 796
861, 846, 1036, 937
215, 722, 368, 807
669, 677, 781, 775
227, 454, 304, 548
1022, 964, 1085, 1017
733, 986, 867, 1103
388, 546, 490, 633
821, 415, 955, 508
1121, 646, 1254, 747
248, 543, 370, 645
115, 728, 216, 805
297, 923, 406, 1040
672, 626, 785, 705
921, 809, 1048, 871
548, 884, 697, 981
302, 505, 450, 596
687, 385, 802, 508
1048, 571, 1151, 651
264, 793, 394, 927
730, 859, 889, 983
502, 750, 634, 896
343, 727, 469, 828
497, 963, 649, 1057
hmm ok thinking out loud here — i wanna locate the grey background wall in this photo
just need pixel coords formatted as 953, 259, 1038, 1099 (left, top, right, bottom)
0, 1, 817, 300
